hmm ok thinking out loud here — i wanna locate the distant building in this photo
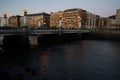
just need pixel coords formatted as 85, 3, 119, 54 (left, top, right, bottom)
8, 12, 50, 28
50, 8, 87, 28
99, 17, 107, 29
9, 15, 21, 27
95, 15, 101, 28
108, 15, 116, 19
1, 17, 9, 27
63, 8, 81, 28
86, 12, 98, 29
107, 15, 116, 28
7, 8, 115, 29
107, 18, 116, 28
63, 8, 87, 28
20, 12, 50, 28
80, 9, 87, 28
116, 9, 120, 27
50, 11, 64, 28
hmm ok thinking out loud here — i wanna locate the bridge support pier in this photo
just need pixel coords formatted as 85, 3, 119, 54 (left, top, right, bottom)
0, 36, 4, 46
29, 36, 39, 47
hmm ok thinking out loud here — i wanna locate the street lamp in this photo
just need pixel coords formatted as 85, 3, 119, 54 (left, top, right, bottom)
58, 15, 63, 35
24, 9, 28, 28
3, 13, 8, 27
59, 15, 62, 29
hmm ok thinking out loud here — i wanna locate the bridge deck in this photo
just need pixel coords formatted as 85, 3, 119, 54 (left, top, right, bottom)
0, 29, 91, 36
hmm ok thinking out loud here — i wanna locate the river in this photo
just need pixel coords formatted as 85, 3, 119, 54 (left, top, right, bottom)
0, 40, 120, 80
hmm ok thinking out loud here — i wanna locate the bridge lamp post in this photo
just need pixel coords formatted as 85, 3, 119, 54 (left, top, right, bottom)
3, 13, 8, 27
24, 9, 28, 29
59, 15, 62, 30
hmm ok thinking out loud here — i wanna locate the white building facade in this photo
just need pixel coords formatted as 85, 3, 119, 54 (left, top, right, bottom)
86, 11, 97, 29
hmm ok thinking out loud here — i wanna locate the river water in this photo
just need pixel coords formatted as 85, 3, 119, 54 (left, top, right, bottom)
0, 40, 120, 80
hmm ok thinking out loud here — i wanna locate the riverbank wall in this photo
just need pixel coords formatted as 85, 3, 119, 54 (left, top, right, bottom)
82, 30, 120, 40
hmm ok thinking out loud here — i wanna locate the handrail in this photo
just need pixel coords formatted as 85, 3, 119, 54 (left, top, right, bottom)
0, 29, 91, 35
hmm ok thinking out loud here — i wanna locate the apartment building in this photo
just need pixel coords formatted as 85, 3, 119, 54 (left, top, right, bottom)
50, 11, 64, 28
9, 15, 21, 27
20, 12, 50, 28
116, 9, 120, 24
50, 8, 87, 28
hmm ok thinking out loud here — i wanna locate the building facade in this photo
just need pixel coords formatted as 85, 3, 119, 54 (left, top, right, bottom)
50, 11, 64, 28
50, 8, 87, 28
9, 15, 21, 27
20, 12, 50, 28
63, 8, 80, 28
7, 8, 114, 29
107, 18, 116, 28
86, 12, 98, 29
99, 17, 107, 29
1, 17, 9, 27
116, 9, 120, 27
8, 12, 50, 28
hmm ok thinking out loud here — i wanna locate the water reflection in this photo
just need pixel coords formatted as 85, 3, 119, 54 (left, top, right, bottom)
1, 41, 120, 80
64, 46, 75, 79
40, 50, 49, 80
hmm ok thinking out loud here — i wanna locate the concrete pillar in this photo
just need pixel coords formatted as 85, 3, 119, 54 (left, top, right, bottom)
29, 36, 38, 46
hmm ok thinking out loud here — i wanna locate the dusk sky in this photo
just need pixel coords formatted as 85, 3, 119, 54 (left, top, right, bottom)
0, 0, 120, 17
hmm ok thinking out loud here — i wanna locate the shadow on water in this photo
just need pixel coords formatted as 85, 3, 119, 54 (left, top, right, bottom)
0, 38, 79, 80
1, 39, 120, 80
38, 36, 81, 49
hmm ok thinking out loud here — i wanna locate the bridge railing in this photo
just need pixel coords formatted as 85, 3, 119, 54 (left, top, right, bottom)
0, 29, 30, 35
63, 30, 79, 33
0, 28, 91, 35
31, 30, 58, 35
31, 29, 81, 34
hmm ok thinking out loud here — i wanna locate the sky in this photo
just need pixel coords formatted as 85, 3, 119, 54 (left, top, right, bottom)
0, 0, 120, 17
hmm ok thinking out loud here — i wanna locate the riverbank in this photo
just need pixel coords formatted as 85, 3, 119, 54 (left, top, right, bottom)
0, 30, 120, 51
82, 30, 120, 40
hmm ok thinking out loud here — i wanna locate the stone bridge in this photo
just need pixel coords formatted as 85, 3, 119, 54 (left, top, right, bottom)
0, 28, 91, 50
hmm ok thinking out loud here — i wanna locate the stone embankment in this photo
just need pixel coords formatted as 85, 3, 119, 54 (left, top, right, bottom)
82, 30, 120, 40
